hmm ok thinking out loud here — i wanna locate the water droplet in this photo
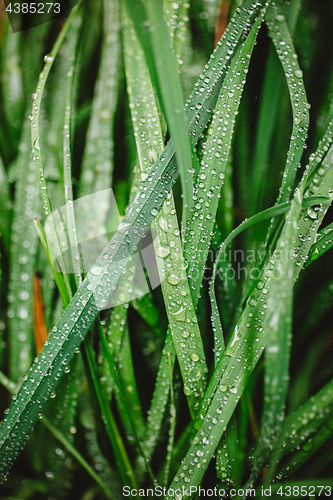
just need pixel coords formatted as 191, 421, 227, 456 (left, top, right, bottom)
307, 205, 320, 220
184, 385, 191, 396
44, 54, 54, 64
156, 246, 170, 258
90, 265, 103, 275
168, 273, 181, 285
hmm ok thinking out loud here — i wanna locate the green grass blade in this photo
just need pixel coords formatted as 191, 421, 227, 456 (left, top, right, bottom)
33, 218, 70, 305
266, 378, 333, 483
125, 0, 194, 223
276, 418, 333, 481
0, 370, 116, 500
305, 222, 333, 266
185, 14, 263, 308
62, 18, 83, 290
102, 294, 145, 439
265, 2, 309, 206
216, 414, 238, 489
1, 20, 24, 135
79, 0, 121, 197
0, 154, 12, 255
31, 1, 83, 217
162, 352, 176, 487
164, 0, 188, 63
123, 11, 207, 414
82, 340, 138, 489
250, 0, 301, 215
42, 416, 117, 500
209, 195, 329, 355
250, 190, 303, 482
145, 0, 194, 223
7, 122, 42, 381
140, 333, 175, 461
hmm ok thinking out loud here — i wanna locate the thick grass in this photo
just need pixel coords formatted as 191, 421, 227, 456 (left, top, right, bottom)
0, 0, 333, 499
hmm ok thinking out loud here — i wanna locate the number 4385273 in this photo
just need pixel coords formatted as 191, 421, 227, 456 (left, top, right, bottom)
276, 485, 332, 497
5, 3, 61, 14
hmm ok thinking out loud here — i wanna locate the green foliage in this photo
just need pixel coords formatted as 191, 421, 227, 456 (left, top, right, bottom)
0, 0, 333, 498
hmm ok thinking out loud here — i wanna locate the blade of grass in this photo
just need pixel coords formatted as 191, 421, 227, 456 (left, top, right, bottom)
265, 377, 333, 484
209, 195, 329, 358
162, 352, 176, 487
82, 340, 138, 489
185, 13, 263, 311
250, 189, 303, 483
124, 0, 194, 224
62, 17, 83, 290
0, 154, 11, 255
123, 10, 207, 415
265, 1, 309, 206
0, 370, 116, 500
249, 0, 301, 215
7, 121, 42, 381
1, 19, 24, 134
123, 0, 269, 223
276, 418, 333, 481
79, 0, 120, 198
305, 221, 333, 266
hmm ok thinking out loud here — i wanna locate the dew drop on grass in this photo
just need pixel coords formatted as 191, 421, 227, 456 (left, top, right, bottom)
184, 386, 191, 396
168, 274, 181, 285
307, 205, 320, 220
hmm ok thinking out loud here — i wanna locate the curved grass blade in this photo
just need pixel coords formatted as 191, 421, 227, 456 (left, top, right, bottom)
162, 352, 177, 487
33, 218, 70, 305
83, 339, 138, 488
250, 0, 301, 215
139, 333, 176, 463
250, 190, 303, 483
0, 0, 270, 479
102, 297, 145, 440
209, 195, 329, 356
265, 1, 309, 206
